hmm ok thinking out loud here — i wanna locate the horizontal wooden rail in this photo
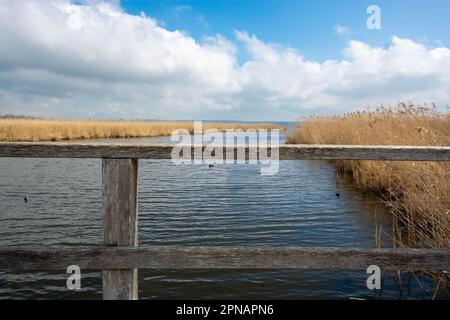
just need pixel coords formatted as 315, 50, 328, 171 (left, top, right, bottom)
1, 247, 449, 272
0, 142, 449, 161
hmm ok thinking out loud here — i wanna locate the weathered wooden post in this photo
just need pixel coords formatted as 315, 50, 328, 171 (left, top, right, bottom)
102, 159, 138, 300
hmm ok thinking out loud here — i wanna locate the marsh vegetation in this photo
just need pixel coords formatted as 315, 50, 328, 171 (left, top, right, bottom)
0, 119, 284, 142
288, 104, 450, 250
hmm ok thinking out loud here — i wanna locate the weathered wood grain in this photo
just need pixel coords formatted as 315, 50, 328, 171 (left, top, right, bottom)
0, 247, 448, 271
102, 159, 138, 300
0, 142, 449, 161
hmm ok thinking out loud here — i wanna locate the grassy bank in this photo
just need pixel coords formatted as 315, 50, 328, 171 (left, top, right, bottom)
287, 104, 450, 249
0, 119, 284, 142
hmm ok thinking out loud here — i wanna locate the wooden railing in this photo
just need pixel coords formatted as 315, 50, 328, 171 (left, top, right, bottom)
0, 142, 449, 300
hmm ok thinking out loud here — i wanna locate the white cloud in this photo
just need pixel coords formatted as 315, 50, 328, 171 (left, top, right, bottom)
334, 24, 353, 37
0, 0, 449, 120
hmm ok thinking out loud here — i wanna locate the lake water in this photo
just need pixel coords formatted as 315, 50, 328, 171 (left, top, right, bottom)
0, 133, 436, 299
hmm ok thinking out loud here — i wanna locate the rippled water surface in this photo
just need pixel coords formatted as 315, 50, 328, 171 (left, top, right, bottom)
0, 134, 435, 299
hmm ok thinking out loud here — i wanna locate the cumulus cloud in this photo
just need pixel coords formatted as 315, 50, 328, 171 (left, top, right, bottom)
0, 0, 449, 120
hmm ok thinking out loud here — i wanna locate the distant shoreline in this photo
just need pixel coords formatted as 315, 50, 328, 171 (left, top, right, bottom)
0, 114, 292, 125
0, 118, 286, 142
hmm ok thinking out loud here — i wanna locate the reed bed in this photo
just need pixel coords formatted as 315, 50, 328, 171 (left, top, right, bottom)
0, 119, 284, 142
287, 103, 450, 250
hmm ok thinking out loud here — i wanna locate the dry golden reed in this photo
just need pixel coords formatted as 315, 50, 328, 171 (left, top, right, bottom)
287, 103, 450, 249
0, 119, 284, 142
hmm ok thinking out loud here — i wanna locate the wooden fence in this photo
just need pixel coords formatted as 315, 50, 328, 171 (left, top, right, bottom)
0, 142, 449, 300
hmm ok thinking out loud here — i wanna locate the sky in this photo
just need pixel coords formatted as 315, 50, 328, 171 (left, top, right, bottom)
0, 0, 449, 120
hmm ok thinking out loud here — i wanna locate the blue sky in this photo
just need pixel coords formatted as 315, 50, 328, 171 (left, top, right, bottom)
121, 0, 450, 62
0, 0, 449, 120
